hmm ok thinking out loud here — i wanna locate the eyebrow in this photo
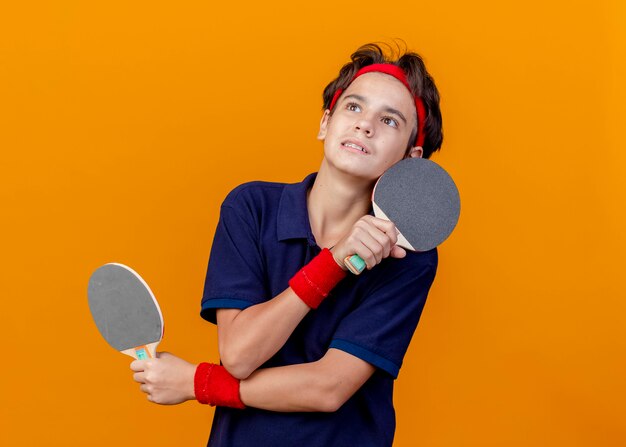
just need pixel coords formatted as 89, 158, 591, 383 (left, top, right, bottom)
343, 94, 408, 125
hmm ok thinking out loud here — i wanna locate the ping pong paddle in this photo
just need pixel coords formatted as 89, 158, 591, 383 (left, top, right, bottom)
344, 157, 461, 274
87, 263, 164, 360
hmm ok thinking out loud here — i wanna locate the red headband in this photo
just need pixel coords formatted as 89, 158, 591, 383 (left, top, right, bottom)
328, 63, 426, 148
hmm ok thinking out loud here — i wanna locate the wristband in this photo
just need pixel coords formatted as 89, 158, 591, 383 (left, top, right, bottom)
288, 248, 347, 309
194, 362, 245, 409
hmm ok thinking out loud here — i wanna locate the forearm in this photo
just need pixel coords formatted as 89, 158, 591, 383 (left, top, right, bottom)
238, 349, 375, 412
217, 287, 310, 379
241, 360, 333, 412
131, 350, 373, 411
218, 249, 347, 379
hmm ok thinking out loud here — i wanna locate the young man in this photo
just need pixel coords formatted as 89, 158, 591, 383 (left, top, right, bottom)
131, 42, 443, 446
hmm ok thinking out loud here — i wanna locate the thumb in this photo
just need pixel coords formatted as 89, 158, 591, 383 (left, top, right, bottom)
390, 246, 407, 259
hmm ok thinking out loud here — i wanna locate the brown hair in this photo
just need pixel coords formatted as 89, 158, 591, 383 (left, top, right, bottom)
322, 42, 443, 159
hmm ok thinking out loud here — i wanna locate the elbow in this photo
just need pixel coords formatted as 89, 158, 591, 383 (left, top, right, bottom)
316, 394, 346, 413
222, 363, 253, 381
219, 347, 256, 380
314, 379, 352, 413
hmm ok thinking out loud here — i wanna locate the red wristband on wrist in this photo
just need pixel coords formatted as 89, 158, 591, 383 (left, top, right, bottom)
194, 362, 245, 409
288, 248, 348, 309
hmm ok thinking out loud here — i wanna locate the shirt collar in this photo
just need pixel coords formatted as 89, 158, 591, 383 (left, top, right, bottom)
277, 173, 317, 245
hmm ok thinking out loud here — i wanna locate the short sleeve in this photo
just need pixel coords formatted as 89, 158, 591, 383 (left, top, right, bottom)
329, 250, 438, 378
200, 202, 269, 324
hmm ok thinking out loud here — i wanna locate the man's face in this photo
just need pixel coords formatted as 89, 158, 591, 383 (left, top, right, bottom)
318, 72, 421, 182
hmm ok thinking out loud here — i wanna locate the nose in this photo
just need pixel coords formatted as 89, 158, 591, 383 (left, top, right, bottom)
354, 116, 375, 137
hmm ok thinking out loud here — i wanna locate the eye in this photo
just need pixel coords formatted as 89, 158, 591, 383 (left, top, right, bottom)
382, 116, 399, 128
346, 102, 361, 112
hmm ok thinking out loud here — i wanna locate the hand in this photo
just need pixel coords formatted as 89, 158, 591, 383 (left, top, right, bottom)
330, 215, 406, 271
130, 352, 197, 405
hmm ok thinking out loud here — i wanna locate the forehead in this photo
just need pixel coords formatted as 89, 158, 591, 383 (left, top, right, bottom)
343, 72, 416, 120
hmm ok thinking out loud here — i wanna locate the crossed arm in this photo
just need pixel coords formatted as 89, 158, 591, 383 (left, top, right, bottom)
130, 288, 375, 412
216, 287, 376, 412
131, 215, 402, 411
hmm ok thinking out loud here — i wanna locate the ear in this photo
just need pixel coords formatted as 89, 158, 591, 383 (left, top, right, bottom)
317, 110, 331, 141
408, 146, 423, 158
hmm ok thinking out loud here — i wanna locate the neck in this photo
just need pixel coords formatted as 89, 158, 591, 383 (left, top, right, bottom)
308, 159, 374, 248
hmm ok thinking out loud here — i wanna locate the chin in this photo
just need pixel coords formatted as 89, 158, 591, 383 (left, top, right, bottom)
333, 161, 381, 182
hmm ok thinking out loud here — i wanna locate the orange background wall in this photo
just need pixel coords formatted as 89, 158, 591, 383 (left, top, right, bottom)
1, 1, 625, 445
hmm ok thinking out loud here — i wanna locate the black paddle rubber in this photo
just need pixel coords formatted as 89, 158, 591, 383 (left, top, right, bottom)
374, 158, 460, 252
87, 263, 163, 352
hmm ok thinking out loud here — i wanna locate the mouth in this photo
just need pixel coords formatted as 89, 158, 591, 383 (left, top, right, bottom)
341, 140, 369, 154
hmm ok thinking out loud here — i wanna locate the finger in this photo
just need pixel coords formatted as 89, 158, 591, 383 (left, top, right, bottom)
130, 360, 146, 372
351, 239, 378, 270
133, 372, 146, 383
361, 214, 397, 232
362, 234, 385, 265
140, 384, 150, 394
390, 245, 407, 259
355, 221, 396, 263
363, 216, 399, 245
360, 221, 395, 259
351, 228, 384, 267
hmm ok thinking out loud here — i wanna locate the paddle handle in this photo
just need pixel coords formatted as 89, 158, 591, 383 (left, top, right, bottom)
343, 202, 416, 275
344, 255, 367, 275
344, 231, 416, 275
121, 341, 159, 360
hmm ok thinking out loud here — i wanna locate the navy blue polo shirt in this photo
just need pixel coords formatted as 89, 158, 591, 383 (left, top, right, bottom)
201, 173, 437, 447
